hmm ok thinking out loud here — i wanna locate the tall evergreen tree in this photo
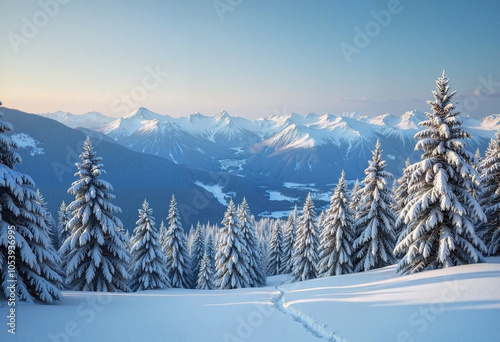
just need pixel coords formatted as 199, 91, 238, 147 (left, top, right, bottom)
291, 193, 319, 282
163, 195, 191, 288
267, 220, 284, 276
394, 158, 411, 244
474, 148, 483, 174
353, 140, 396, 272
317, 211, 326, 233
350, 179, 362, 220
158, 220, 167, 246
190, 222, 205, 287
130, 200, 170, 291
215, 199, 251, 289
477, 132, 500, 255
0, 105, 63, 302
206, 234, 216, 265
36, 189, 59, 250
58, 201, 72, 248
196, 249, 215, 290
238, 198, 265, 287
280, 205, 297, 274
394, 72, 486, 274
259, 240, 268, 277
318, 171, 356, 277
61, 137, 130, 292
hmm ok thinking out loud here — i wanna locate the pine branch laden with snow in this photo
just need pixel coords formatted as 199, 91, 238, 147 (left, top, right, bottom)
477, 131, 500, 256
190, 222, 205, 288
267, 220, 284, 276
292, 193, 319, 282
394, 72, 487, 275
60, 137, 131, 292
318, 171, 356, 277
196, 249, 215, 290
0, 109, 63, 303
215, 199, 252, 289
238, 198, 266, 287
163, 195, 192, 289
353, 140, 397, 272
130, 200, 170, 291
349, 179, 362, 220
280, 205, 298, 274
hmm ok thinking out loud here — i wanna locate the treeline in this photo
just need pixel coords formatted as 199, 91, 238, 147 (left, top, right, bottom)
1, 72, 499, 303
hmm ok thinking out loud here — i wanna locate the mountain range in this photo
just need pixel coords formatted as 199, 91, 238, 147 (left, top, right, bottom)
40, 107, 500, 185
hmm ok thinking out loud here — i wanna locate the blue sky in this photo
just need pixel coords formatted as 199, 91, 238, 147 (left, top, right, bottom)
1, 0, 500, 119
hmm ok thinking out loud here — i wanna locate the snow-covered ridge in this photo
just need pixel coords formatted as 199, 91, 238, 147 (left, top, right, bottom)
38, 110, 115, 130
40, 107, 500, 149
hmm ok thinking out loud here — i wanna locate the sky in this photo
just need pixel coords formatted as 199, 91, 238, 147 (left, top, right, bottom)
1, 0, 500, 119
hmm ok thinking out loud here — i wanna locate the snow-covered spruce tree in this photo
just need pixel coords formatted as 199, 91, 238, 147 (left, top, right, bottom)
292, 193, 319, 282
280, 205, 297, 274
36, 189, 59, 250
267, 220, 284, 276
259, 240, 268, 277
394, 72, 486, 274
350, 179, 362, 220
393, 158, 411, 244
190, 222, 205, 287
130, 200, 170, 291
318, 171, 356, 277
163, 195, 191, 289
61, 137, 131, 292
58, 201, 72, 248
238, 198, 266, 287
197, 249, 215, 290
0, 106, 63, 303
206, 234, 216, 265
317, 210, 326, 232
158, 220, 167, 246
474, 148, 483, 174
477, 131, 500, 256
215, 199, 251, 289
353, 140, 397, 272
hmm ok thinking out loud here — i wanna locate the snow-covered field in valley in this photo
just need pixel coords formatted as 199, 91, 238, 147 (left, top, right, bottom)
2, 258, 499, 342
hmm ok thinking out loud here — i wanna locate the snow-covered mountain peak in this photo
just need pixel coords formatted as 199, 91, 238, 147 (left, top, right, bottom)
369, 113, 399, 126
214, 110, 231, 123
124, 107, 166, 120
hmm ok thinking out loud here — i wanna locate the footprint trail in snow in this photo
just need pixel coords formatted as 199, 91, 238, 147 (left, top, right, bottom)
272, 286, 346, 342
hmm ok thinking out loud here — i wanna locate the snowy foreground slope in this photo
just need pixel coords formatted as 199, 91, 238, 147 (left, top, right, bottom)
3, 259, 500, 342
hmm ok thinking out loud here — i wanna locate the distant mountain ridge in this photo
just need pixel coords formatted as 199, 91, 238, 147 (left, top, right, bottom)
39, 107, 500, 185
